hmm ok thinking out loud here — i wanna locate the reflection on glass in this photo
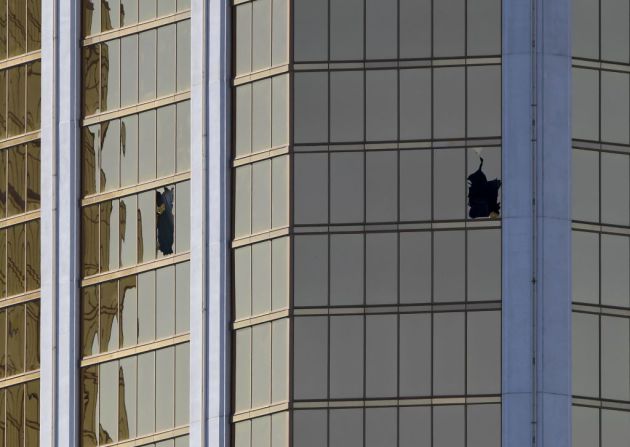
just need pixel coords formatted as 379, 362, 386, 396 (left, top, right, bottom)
82, 286, 99, 356
100, 280, 118, 352
7, 224, 24, 296
81, 366, 99, 447
7, 145, 25, 216
7, 66, 25, 137
6, 305, 23, 375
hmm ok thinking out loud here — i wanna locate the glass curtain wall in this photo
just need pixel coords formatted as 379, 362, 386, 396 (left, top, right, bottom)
573, 0, 630, 444
79, 1, 191, 446
0, 1, 42, 445
232, 0, 502, 446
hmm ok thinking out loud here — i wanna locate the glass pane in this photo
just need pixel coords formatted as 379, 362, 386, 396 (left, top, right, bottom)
434, 405, 465, 447
138, 30, 157, 101
99, 361, 118, 443
573, 406, 599, 447
251, 323, 271, 408
0, 71, 6, 139
433, 67, 465, 139
572, 230, 599, 304
100, 280, 118, 352
157, 24, 176, 96
6, 384, 24, 446
24, 300, 38, 371
119, 275, 137, 348
251, 241, 271, 315
601, 234, 630, 308
156, 266, 175, 338
601, 71, 630, 144
293, 72, 327, 144
294, 153, 328, 225
176, 101, 190, 172
138, 110, 156, 181
137, 270, 156, 342
573, 0, 599, 59
102, 0, 120, 31
433, 312, 465, 395
0, 313, 4, 376
330, 0, 363, 60
101, 40, 120, 111
400, 69, 431, 140
467, 311, 501, 394
0, 1, 5, 60
366, 151, 397, 222
573, 312, 599, 397
7, 224, 24, 296
329, 409, 362, 447
119, 356, 137, 439
400, 407, 431, 447
602, 0, 630, 63
330, 234, 363, 306
252, 79, 271, 152
26, 61, 40, 131
175, 343, 189, 426
467, 404, 501, 447
572, 149, 599, 222
82, 205, 100, 276
26, 142, 40, 211
100, 199, 119, 272
252, 416, 271, 447
82, 286, 99, 356
137, 190, 156, 262
365, 315, 397, 397
399, 314, 431, 396
467, 229, 501, 301
252, 0, 271, 71
0, 230, 5, 298
271, 319, 288, 402
120, 35, 139, 107
365, 233, 397, 305
120, 0, 138, 26
366, 70, 397, 141
155, 347, 175, 430
293, 0, 327, 61
252, 160, 271, 233
400, 0, 431, 59
330, 152, 364, 223
6, 305, 24, 375
234, 165, 251, 237
467, 0, 500, 56
137, 351, 156, 435
157, 105, 176, 177
330, 315, 363, 398
601, 408, 630, 445
7, 145, 25, 216
433, 230, 465, 302
176, 21, 191, 91
271, 0, 287, 66
8, 0, 26, 57
234, 246, 251, 320
399, 232, 431, 303
138, 0, 156, 21
601, 152, 630, 226
271, 237, 288, 311
572, 68, 599, 141
83, 46, 101, 116
330, 71, 364, 142
467, 66, 501, 137
81, 366, 99, 447
25, 380, 38, 446
293, 317, 328, 400
235, 328, 251, 411
235, 3, 252, 76
366, 0, 396, 60
26, 0, 40, 51
157, 0, 175, 15
120, 115, 138, 187
433, 0, 465, 57
293, 410, 327, 447
434, 148, 465, 220
82, 126, 99, 196
294, 235, 328, 307
365, 408, 396, 447
100, 120, 120, 192
119, 196, 137, 267
271, 75, 288, 148
601, 316, 630, 401
400, 150, 431, 221
175, 261, 190, 332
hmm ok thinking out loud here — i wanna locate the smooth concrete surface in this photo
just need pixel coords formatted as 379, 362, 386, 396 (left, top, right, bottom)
503, 0, 572, 445
191, 0, 231, 445
41, 0, 81, 446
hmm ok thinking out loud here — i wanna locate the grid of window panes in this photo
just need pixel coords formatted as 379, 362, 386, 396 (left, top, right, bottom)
0, 1, 42, 445
572, 0, 630, 443
232, 0, 502, 446
80, 1, 191, 446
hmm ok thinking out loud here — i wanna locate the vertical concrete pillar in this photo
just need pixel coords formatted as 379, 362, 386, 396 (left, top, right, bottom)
190, 0, 230, 445
41, 0, 82, 445
503, 0, 572, 445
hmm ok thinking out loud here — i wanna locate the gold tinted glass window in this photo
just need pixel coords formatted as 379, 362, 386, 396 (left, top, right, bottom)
80, 6, 191, 445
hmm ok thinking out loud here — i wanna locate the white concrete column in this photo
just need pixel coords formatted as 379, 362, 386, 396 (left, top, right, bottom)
503, 0, 572, 445
190, 0, 230, 445
40, 0, 82, 445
